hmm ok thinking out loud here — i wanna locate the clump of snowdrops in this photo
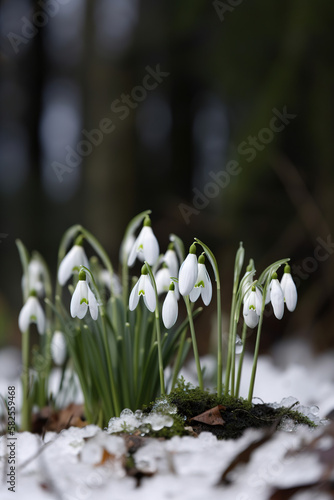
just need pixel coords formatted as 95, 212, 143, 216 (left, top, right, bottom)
17, 210, 297, 430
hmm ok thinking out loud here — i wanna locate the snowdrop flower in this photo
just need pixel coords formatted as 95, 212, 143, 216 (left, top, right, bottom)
281, 264, 297, 312
51, 331, 67, 366
178, 244, 198, 296
155, 264, 171, 295
163, 243, 179, 278
127, 217, 159, 267
70, 270, 99, 320
243, 286, 262, 329
129, 265, 156, 312
270, 272, 284, 319
162, 282, 178, 329
189, 254, 212, 306
100, 269, 122, 295
58, 237, 89, 286
120, 233, 135, 265
18, 290, 45, 334
22, 259, 45, 297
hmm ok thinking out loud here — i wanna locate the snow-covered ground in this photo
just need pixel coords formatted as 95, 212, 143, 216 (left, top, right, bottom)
1, 340, 334, 500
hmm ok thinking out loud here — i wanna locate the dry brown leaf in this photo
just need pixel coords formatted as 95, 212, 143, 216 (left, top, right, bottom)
190, 405, 226, 426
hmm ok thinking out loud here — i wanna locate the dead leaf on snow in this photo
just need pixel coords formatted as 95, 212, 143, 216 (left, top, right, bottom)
190, 405, 226, 426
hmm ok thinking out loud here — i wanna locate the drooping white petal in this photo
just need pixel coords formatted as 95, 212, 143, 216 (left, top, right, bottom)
155, 267, 171, 295
270, 279, 284, 320
280, 272, 288, 290
201, 265, 212, 306
189, 286, 201, 302
127, 226, 159, 267
88, 286, 99, 320
120, 233, 135, 264
255, 288, 263, 316
189, 263, 212, 306
243, 290, 259, 328
18, 296, 45, 334
129, 279, 141, 311
265, 281, 272, 305
70, 280, 88, 319
244, 308, 259, 329
58, 245, 89, 285
142, 226, 159, 265
28, 259, 45, 296
142, 275, 156, 312
51, 331, 67, 365
189, 286, 201, 303
178, 254, 198, 296
35, 300, 46, 334
18, 300, 31, 333
127, 236, 140, 267
164, 249, 179, 278
281, 273, 297, 312
162, 290, 178, 329
99, 269, 122, 295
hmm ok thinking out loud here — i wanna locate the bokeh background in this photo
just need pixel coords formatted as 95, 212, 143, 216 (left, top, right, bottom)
1, 0, 333, 357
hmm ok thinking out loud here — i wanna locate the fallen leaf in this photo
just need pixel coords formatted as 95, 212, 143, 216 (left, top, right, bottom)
31, 403, 87, 434
190, 405, 226, 426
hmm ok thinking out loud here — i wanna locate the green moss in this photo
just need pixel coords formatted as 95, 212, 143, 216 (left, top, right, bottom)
143, 378, 316, 440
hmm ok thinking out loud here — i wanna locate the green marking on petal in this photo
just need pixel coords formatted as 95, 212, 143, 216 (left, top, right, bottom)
195, 280, 205, 288
30, 315, 37, 321
139, 289, 145, 296
80, 298, 88, 305
249, 305, 256, 311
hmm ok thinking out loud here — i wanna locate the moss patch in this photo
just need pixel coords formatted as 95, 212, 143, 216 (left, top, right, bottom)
144, 379, 316, 440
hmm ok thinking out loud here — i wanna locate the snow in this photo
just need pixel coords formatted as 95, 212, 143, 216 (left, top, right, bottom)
1, 340, 334, 500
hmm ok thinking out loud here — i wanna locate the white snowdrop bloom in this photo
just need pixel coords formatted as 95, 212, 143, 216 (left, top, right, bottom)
189, 255, 212, 306
120, 233, 136, 264
129, 266, 156, 312
22, 259, 45, 297
155, 265, 171, 295
51, 331, 67, 366
127, 217, 159, 267
70, 270, 99, 320
178, 244, 198, 296
243, 286, 262, 329
163, 244, 179, 278
100, 269, 122, 295
162, 283, 178, 329
270, 273, 285, 320
18, 291, 45, 334
58, 240, 89, 286
281, 264, 297, 312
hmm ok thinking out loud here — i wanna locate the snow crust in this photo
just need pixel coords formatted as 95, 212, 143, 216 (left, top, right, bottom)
0, 340, 333, 500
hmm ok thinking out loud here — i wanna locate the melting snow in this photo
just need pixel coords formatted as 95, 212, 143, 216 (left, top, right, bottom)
0, 340, 334, 500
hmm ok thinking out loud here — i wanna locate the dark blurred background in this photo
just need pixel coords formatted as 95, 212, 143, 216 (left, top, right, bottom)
1, 0, 333, 356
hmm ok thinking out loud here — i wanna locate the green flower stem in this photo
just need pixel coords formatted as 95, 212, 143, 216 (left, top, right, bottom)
122, 258, 129, 310
224, 291, 237, 395
184, 295, 203, 390
101, 313, 120, 415
235, 321, 248, 397
21, 329, 30, 431
216, 281, 223, 396
171, 327, 187, 390
248, 298, 265, 403
194, 239, 221, 394
145, 262, 165, 396
230, 315, 238, 397
155, 305, 165, 396
81, 266, 120, 416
